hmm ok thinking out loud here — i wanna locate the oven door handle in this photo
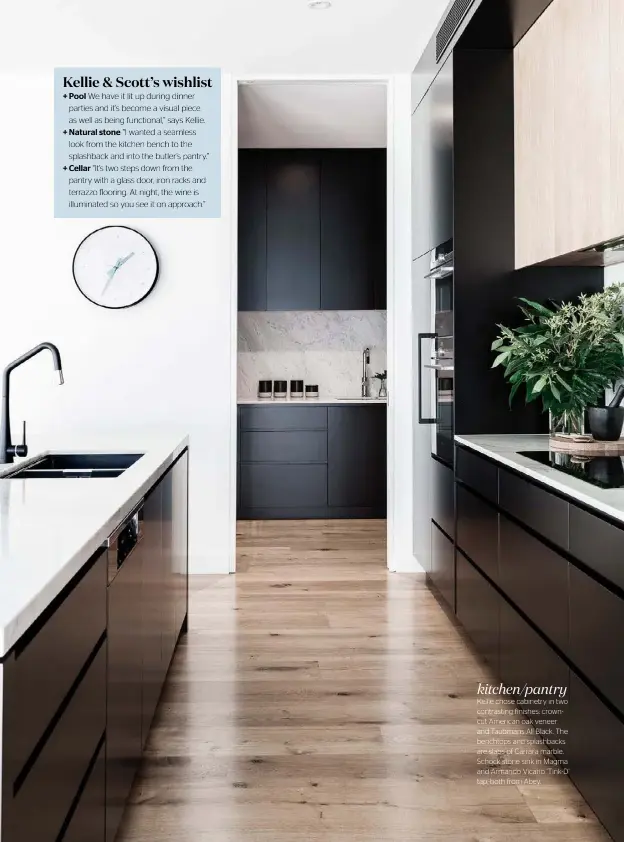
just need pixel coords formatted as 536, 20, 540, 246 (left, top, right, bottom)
418, 333, 437, 424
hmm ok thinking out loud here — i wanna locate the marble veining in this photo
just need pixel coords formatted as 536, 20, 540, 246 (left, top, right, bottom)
238, 311, 387, 399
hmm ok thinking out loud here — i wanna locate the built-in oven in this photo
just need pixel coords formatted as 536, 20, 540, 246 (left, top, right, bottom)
417, 239, 454, 466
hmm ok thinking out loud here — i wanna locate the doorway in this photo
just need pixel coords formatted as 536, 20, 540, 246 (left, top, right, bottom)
231, 76, 404, 573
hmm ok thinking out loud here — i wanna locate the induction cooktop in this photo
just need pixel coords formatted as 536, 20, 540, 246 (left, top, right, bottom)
518, 450, 624, 489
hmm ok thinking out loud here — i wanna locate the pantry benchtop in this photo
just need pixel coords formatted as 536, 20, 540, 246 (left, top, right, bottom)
0, 432, 188, 657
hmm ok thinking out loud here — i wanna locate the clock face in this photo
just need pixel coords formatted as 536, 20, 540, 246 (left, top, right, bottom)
73, 226, 159, 309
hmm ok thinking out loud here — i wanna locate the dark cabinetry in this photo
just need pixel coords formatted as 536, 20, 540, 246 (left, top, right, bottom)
454, 444, 624, 842
456, 485, 498, 584
1, 551, 107, 842
569, 504, 624, 592
238, 151, 267, 311
108, 452, 189, 842
238, 149, 386, 311
499, 514, 569, 654
431, 456, 454, 537
107, 543, 142, 842
266, 150, 321, 310
498, 468, 568, 551
328, 405, 386, 511
456, 551, 500, 672
237, 404, 386, 519
567, 671, 624, 842
0, 450, 189, 842
429, 520, 455, 609
499, 600, 569, 735
320, 150, 386, 309
569, 564, 624, 716
62, 745, 106, 842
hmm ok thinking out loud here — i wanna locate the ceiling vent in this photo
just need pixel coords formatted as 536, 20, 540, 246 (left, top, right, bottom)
436, 0, 477, 62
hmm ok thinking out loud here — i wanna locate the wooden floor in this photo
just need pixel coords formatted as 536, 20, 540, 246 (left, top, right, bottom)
119, 520, 609, 841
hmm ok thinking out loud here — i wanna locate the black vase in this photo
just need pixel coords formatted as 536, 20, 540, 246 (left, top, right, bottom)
587, 407, 624, 441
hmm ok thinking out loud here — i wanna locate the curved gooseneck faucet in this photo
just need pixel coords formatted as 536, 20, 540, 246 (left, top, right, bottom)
0, 343, 64, 465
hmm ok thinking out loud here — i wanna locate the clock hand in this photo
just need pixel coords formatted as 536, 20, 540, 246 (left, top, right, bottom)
116, 251, 135, 269
102, 261, 122, 297
101, 252, 137, 297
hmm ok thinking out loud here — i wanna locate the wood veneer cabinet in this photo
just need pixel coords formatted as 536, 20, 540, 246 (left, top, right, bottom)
514, 0, 616, 267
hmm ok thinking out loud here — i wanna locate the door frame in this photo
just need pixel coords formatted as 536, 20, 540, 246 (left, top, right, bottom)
228, 74, 411, 573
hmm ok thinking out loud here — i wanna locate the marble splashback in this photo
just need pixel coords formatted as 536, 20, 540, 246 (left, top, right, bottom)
238, 311, 387, 399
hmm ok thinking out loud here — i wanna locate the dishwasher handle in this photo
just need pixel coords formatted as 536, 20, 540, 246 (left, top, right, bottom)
105, 501, 144, 575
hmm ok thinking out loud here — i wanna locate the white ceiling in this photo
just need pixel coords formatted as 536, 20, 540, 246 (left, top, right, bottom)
3, 0, 448, 74
239, 83, 387, 147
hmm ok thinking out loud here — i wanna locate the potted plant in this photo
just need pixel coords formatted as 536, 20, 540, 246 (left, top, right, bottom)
372, 370, 388, 398
491, 286, 624, 436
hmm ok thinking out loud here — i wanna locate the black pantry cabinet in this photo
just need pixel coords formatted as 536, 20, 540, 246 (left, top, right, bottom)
237, 404, 387, 519
238, 148, 386, 311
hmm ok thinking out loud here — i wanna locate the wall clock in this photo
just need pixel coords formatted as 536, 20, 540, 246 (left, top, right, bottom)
72, 225, 159, 309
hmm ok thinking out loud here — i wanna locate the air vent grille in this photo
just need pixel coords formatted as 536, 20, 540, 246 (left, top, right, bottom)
436, 0, 476, 62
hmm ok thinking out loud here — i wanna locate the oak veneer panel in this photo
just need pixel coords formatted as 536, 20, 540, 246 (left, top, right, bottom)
514, 0, 556, 268
610, 0, 624, 239
552, 0, 611, 256
515, 0, 612, 265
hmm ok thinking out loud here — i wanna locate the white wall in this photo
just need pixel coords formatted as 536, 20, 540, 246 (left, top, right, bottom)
0, 70, 236, 573
0, 60, 416, 575
386, 75, 418, 572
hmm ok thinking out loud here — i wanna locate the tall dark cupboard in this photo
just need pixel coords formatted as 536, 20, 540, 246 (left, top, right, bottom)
238, 148, 386, 311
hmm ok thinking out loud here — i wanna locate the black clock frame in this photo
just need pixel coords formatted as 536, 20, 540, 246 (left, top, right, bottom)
72, 225, 160, 309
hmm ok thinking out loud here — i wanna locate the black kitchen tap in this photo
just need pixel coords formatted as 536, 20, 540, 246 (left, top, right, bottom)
0, 343, 64, 465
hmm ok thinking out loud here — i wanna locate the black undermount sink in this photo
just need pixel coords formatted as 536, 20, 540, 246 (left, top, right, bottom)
5, 453, 143, 479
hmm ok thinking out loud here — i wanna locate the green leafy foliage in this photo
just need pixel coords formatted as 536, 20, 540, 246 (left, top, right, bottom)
491, 285, 624, 420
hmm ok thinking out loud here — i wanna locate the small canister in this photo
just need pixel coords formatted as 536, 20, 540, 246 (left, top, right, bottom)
274, 380, 287, 399
258, 380, 273, 399
290, 380, 304, 399
305, 384, 319, 399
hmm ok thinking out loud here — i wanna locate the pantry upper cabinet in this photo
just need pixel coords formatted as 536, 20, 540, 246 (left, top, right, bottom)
238, 149, 386, 311
266, 150, 321, 310
514, 0, 623, 268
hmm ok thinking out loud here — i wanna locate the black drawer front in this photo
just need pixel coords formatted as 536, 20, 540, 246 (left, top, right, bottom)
239, 464, 328, 509
62, 744, 105, 842
569, 565, 624, 716
240, 430, 327, 464
10, 642, 106, 842
432, 456, 454, 537
456, 446, 498, 504
499, 516, 569, 654
499, 468, 568, 550
6, 551, 106, 780
456, 552, 500, 672
429, 520, 455, 610
569, 504, 624, 593
239, 405, 328, 431
568, 672, 624, 842
456, 485, 499, 584
499, 600, 570, 738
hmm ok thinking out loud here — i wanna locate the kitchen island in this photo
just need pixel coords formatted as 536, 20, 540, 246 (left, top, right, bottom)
446, 434, 624, 842
0, 434, 189, 842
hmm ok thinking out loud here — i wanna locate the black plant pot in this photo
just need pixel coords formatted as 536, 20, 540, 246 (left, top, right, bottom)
587, 407, 624, 441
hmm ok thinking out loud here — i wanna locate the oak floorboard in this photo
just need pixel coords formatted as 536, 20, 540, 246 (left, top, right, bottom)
117, 519, 608, 842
